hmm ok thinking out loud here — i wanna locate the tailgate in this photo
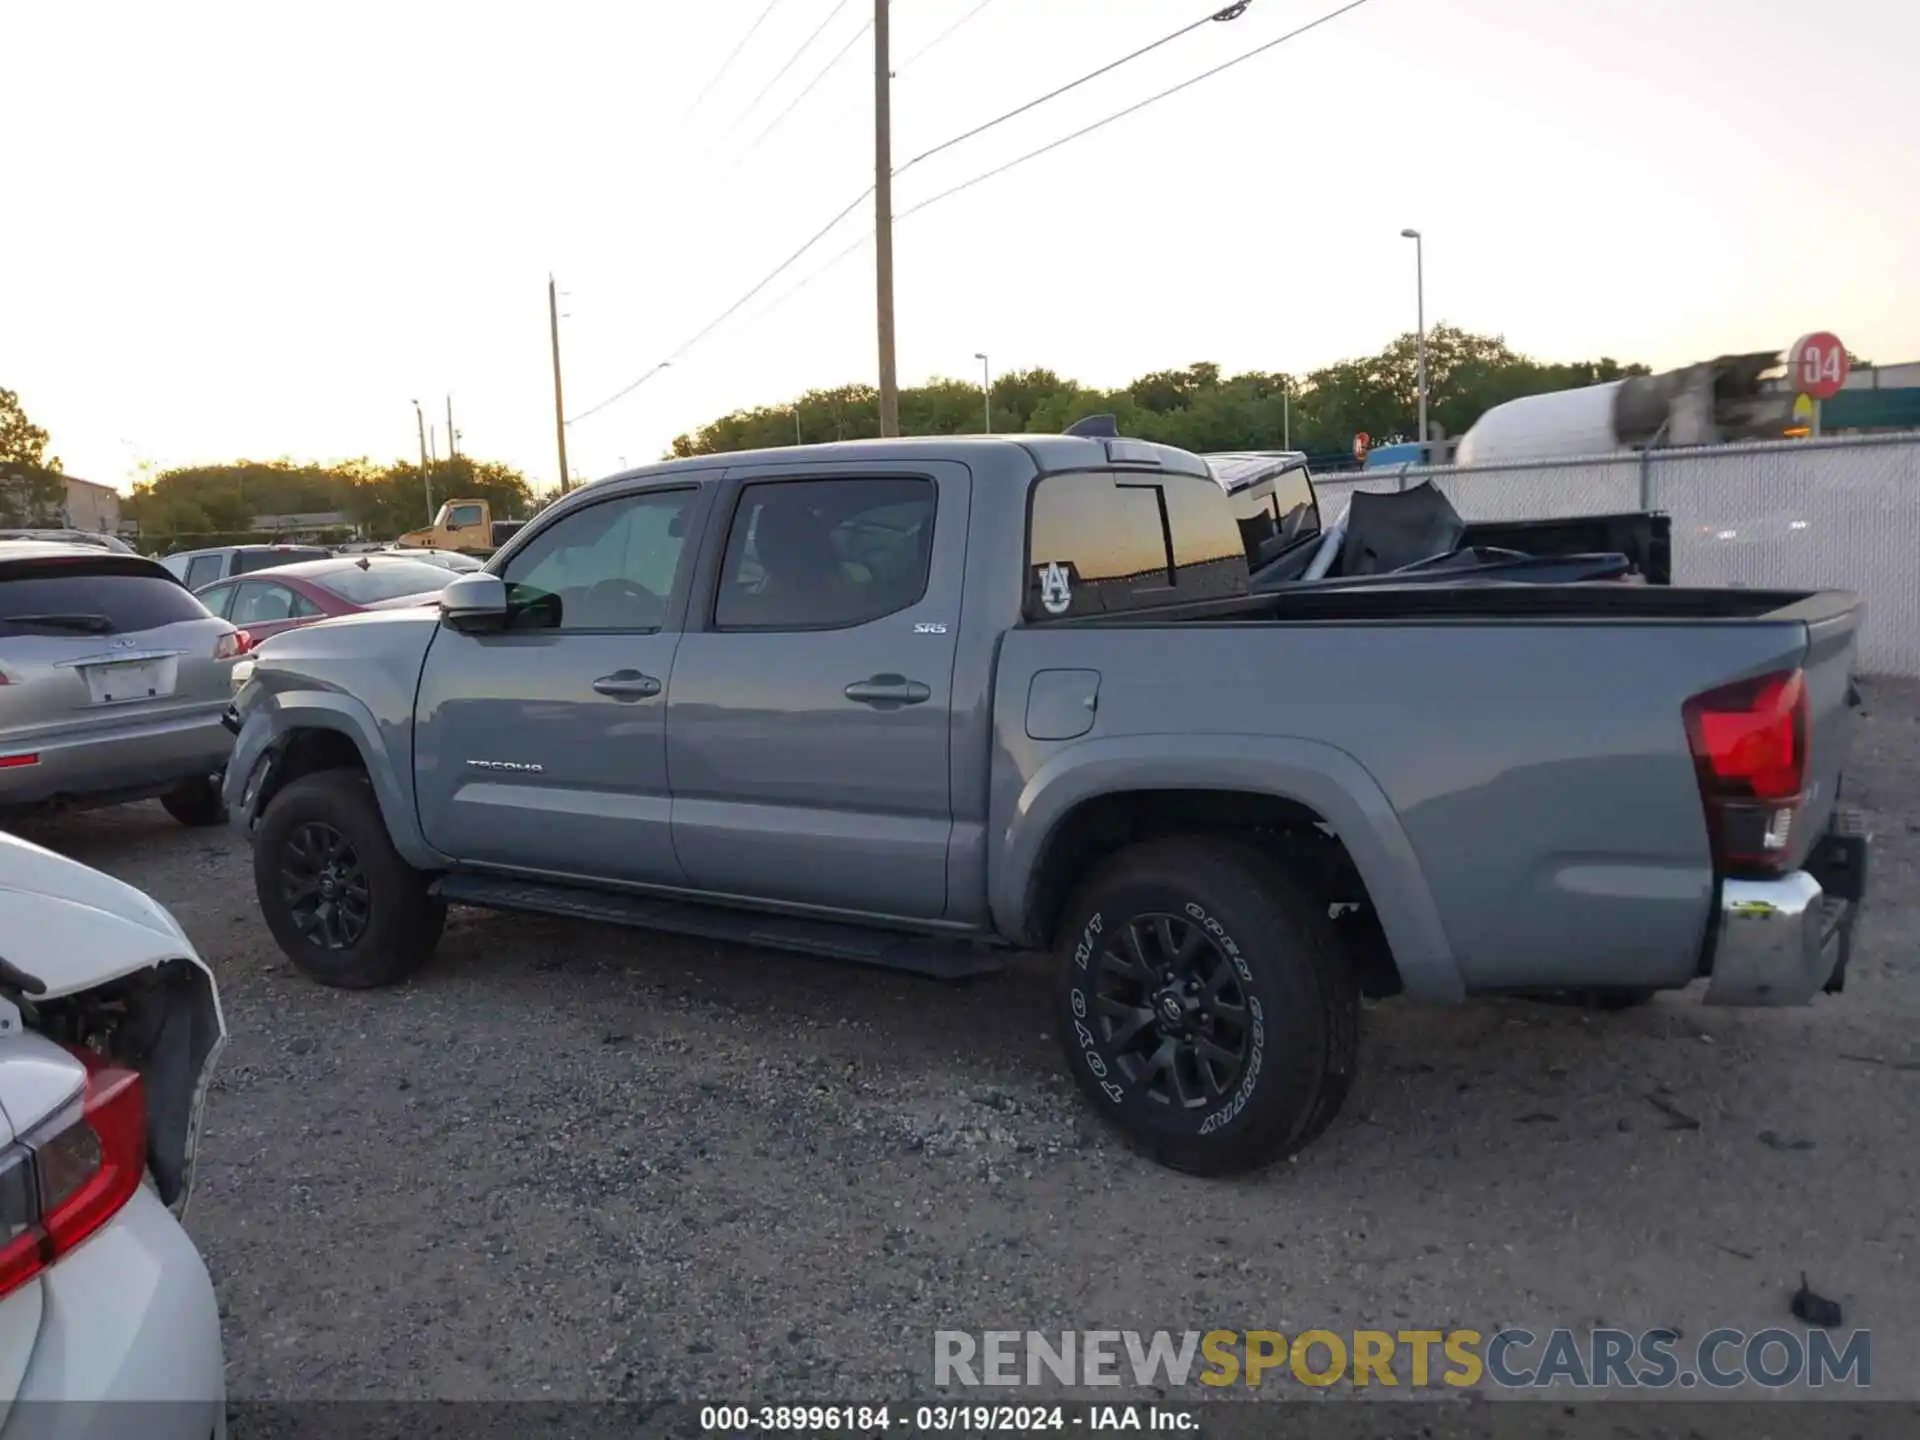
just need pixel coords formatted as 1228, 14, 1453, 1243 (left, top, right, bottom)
1787, 592, 1864, 865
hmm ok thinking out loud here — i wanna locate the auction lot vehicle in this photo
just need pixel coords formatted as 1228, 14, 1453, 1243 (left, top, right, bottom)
0, 831, 227, 1436
158, 544, 332, 591
194, 555, 454, 645
2, 542, 247, 825
223, 432, 1870, 1175
395, 499, 524, 559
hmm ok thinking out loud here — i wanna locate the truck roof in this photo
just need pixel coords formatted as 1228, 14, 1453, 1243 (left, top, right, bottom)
590, 433, 1212, 488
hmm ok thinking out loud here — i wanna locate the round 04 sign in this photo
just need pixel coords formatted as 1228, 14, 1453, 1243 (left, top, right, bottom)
1790, 332, 1850, 401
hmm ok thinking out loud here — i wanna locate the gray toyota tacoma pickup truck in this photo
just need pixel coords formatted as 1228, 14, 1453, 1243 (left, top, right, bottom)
222, 430, 1871, 1175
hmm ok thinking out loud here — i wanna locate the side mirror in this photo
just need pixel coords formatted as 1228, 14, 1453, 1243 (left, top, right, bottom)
440, 573, 508, 633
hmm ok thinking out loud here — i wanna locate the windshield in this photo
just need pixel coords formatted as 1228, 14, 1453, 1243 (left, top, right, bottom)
309, 561, 451, 606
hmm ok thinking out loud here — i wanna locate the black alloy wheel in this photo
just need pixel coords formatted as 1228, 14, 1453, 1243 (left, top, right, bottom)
1089, 912, 1252, 1109
280, 821, 372, 950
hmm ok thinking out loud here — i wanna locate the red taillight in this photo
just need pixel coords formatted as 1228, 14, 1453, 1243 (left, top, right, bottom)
0, 754, 37, 769
214, 628, 254, 660
0, 1049, 146, 1300
1683, 669, 1808, 873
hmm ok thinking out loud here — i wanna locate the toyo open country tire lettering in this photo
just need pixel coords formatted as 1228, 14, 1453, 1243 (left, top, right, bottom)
253, 771, 446, 989
1053, 837, 1359, 1176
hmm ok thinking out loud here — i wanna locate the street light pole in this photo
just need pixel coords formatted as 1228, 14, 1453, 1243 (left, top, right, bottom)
974, 352, 991, 434
1400, 228, 1428, 463
411, 400, 433, 523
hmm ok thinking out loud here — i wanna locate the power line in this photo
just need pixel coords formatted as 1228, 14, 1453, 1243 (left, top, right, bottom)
745, 11, 873, 151
899, 0, 1256, 175
688, 0, 788, 113
898, 0, 999, 69
729, 0, 858, 131
573, 0, 1376, 423
743, 0, 1372, 326
901, 0, 1376, 216
566, 187, 875, 424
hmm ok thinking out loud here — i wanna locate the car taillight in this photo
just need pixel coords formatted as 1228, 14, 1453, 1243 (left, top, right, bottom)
1682, 668, 1807, 874
0, 1049, 146, 1300
214, 629, 254, 660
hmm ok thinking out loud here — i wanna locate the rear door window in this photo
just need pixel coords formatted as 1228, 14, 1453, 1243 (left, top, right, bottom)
0, 559, 212, 636
1026, 471, 1249, 620
184, 553, 226, 589
714, 477, 936, 631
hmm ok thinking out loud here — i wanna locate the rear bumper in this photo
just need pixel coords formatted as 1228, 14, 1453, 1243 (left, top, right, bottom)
0, 708, 233, 811
1704, 811, 1869, 1006
1, 1187, 225, 1439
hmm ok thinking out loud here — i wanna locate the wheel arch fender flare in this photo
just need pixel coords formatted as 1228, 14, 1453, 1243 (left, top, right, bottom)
226, 692, 442, 871
991, 733, 1464, 1002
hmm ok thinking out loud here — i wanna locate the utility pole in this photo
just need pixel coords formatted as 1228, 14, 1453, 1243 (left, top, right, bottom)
445, 395, 458, 464
412, 400, 432, 523
873, 0, 900, 436
549, 275, 572, 494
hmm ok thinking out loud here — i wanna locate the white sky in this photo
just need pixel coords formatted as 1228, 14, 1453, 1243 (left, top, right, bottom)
5, 0, 1915, 493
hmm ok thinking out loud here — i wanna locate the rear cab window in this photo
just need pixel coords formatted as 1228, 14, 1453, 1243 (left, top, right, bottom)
235, 547, 329, 575
0, 555, 213, 636
1217, 459, 1320, 569
1025, 469, 1248, 620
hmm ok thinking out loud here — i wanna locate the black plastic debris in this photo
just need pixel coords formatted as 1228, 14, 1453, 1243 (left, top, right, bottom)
1645, 1092, 1701, 1130
1791, 1273, 1844, 1328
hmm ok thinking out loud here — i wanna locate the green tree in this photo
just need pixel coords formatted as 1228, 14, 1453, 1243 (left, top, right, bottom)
0, 387, 67, 526
126, 453, 533, 548
667, 327, 1659, 464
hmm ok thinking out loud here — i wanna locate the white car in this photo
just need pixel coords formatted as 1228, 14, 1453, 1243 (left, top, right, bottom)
0, 832, 227, 1439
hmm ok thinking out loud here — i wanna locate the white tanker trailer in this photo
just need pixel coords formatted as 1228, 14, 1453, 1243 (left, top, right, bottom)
1455, 351, 1793, 465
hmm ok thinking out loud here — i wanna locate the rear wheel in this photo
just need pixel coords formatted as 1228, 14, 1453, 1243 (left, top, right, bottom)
254, 771, 444, 989
161, 776, 227, 827
1052, 837, 1360, 1177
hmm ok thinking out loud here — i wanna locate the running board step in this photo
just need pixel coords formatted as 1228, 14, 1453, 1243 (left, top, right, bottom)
431, 874, 1005, 982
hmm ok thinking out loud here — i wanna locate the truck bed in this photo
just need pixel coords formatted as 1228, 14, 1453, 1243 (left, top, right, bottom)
997, 584, 1862, 998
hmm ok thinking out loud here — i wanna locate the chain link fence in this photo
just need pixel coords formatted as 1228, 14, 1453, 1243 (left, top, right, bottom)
1314, 432, 1920, 678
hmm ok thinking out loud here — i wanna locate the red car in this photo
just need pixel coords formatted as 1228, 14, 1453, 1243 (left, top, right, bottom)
192, 555, 453, 642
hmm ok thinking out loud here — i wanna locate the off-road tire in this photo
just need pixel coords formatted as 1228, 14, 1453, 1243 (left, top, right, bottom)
161, 776, 227, 827
1053, 836, 1361, 1176
254, 771, 445, 989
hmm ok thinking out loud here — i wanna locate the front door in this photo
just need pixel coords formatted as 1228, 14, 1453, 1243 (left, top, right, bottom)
413, 483, 708, 887
666, 465, 966, 920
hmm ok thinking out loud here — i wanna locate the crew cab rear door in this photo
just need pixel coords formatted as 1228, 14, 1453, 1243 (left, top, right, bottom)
665, 460, 969, 920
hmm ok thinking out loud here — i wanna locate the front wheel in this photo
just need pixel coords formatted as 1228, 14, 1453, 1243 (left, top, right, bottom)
1053, 837, 1360, 1177
253, 771, 445, 989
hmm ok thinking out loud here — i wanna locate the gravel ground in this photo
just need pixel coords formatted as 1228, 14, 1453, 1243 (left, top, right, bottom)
13, 681, 1919, 1411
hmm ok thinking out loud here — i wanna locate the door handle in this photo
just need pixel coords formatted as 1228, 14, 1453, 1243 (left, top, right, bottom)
844, 675, 931, 707
592, 671, 662, 701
